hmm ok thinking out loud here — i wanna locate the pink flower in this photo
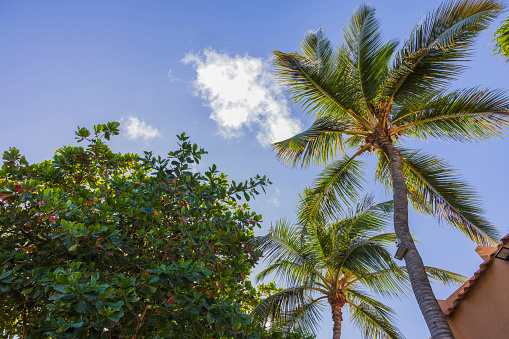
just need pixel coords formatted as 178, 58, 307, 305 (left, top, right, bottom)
14, 185, 24, 192
37, 201, 43, 206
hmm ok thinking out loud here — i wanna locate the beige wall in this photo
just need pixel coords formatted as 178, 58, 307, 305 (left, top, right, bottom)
441, 255, 509, 339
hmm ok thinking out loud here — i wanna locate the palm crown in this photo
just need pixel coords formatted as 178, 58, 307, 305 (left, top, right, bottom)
252, 196, 465, 339
273, 0, 507, 245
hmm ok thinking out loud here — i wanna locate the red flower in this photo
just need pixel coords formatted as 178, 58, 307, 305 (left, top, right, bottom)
48, 216, 55, 222
37, 200, 43, 206
14, 185, 24, 192
145, 271, 149, 275
241, 273, 246, 279
181, 217, 186, 224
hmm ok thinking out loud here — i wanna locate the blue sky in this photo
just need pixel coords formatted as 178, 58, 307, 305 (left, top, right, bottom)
1, 1, 508, 337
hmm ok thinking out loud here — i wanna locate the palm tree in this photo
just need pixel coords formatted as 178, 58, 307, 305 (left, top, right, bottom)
271, 1, 508, 338
252, 196, 465, 339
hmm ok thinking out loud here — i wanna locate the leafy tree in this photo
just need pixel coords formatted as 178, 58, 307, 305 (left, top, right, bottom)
271, 1, 508, 338
0, 122, 306, 338
252, 196, 465, 339
494, 15, 509, 60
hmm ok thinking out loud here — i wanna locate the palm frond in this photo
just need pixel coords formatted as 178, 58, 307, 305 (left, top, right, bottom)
417, 266, 467, 286
336, 237, 398, 279
342, 3, 399, 110
366, 232, 398, 247
305, 221, 335, 273
339, 196, 394, 237
300, 28, 334, 67
375, 148, 499, 245
351, 265, 411, 300
272, 116, 359, 167
390, 87, 509, 141
493, 14, 509, 59
273, 29, 373, 130
346, 289, 404, 339
255, 220, 327, 286
251, 286, 325, 334
297, 148, 368, 226
381, 0, 502, 103
351, 263, 465, 300
255, 258, 326, 289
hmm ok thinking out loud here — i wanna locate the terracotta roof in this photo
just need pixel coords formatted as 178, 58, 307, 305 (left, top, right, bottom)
441, 233, 509, 316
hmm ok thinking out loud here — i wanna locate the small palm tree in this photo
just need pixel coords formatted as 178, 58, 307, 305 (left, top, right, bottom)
272, 1, 507, 337
252, 196, 465, 339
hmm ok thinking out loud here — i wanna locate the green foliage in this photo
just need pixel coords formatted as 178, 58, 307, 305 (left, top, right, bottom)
0, 123, 306, 338
493, 14, 509, 60
252, 197, 466, 339
272, 0, 509, 245
270, 1, 506, 336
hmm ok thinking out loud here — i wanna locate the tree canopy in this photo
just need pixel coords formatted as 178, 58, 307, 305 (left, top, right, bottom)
0, 122, 307, 338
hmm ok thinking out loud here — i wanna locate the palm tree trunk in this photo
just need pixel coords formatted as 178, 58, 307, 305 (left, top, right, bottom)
378, 139, 454, 339
328, 295, 344, 339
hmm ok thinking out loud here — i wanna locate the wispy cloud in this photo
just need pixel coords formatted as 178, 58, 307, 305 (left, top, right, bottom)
167, 69, 179, 82
269, 188, 281, 207
182, 49, 301, 147
122, 116, 161, 142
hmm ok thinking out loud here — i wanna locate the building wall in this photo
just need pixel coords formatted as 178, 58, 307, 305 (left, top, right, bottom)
443, 256, 509, 338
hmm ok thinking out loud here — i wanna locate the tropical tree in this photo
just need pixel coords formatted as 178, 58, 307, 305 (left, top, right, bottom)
252, 196, 465, 339
494, 15, 509, 60
271, 1, 508, 338
0, 122, 309, 338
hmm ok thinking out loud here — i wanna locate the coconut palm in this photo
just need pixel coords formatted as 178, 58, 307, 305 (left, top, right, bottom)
271, 1, 508, 338
252, 196, 465, 339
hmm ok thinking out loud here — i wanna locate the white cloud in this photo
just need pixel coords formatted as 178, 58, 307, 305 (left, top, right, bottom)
269, 188, 281, 207
182, 49, 302, 147
167, 69, 179, 82
122, 116, 161, 142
